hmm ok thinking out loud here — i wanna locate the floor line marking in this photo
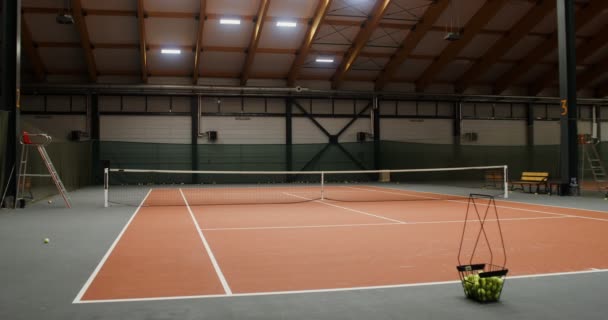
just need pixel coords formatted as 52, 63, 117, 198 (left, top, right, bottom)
348, 184, 608, 214
345, 186, 608, 222
201, 215, 570, 231
72, 189, 153, 304
203, 222, 397, 231
180, 189, 232, 295
283, 192, 406, 224
73, 268, 608, 304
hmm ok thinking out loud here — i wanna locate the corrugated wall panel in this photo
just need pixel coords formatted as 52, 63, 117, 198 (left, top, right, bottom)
101, 116, 190, 144
381, 119, 453, 144
461, 120, 526, 146
22, 115, 87, 141
199, 116, 285, 144
534, 121, 560, 145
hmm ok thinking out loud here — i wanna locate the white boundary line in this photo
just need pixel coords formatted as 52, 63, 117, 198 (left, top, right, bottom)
74, 268, 608, 304
179, 189, 232, 295
349, 184, 608, 214
72, 189, 153, 304
201, 215, 570, 231
203, 222, 397, 231
346, 186, 608, 222
283, 192, 406, 224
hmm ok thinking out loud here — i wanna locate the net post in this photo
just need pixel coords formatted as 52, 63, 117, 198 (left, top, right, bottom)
321, 171, 325, 201
104, 167, 109, 208
503, 165, 508, 199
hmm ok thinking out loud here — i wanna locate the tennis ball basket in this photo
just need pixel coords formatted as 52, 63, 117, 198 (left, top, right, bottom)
456, 194, 508, 303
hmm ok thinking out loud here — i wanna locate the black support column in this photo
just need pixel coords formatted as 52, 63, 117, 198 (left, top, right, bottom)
453, 102, 462, 164
526, 103, 534, 146
285, 98, 293, 171
0, 0, 21, 207
556, 0, 578, 195
191, 96, 200, 180
373, 97, 381, 170
90, 94, 101, 183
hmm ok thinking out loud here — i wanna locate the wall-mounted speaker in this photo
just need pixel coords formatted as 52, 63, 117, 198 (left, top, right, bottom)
357, 132, 367, 142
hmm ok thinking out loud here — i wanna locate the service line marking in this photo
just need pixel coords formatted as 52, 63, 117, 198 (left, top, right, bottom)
283, 191, 406, 224
74, 268, 608, 304
180, 189, 232, 295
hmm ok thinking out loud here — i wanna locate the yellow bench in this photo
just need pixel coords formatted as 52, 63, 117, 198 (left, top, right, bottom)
511, 172, 549, 193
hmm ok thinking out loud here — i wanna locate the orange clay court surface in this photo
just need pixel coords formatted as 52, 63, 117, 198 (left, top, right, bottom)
75, 185, 608, 303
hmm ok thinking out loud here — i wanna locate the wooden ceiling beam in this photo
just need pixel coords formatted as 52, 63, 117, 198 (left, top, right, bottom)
577, 59, 608, 91
94, 43, 139, 49
193, 0, 206, 85
21, 19, 46, 82
82, 9, 135, 17
146, 11, 197, 19
331, 0, 392, 89
596, 82, 608, 98
494, 0, 608, 94
137, 0, 148, 83
375, 0, 449, 90
415, 0, 507, 92
530, 29, 608, 95
287, 0, 333, 86
71, 0, 97, 82
455, 0, 554, 93
240, 0, 271, 86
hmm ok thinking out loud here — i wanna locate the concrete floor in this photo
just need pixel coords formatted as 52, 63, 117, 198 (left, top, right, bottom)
1, 186, 607, 320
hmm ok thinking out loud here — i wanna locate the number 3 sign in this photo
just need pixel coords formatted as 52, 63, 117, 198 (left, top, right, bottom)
560, 99, 568, 116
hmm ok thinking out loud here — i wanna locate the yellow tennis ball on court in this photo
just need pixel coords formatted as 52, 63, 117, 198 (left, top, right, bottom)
43, 238, 50, 244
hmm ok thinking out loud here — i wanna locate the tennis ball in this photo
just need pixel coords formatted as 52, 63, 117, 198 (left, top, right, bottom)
43, 238, 50, 244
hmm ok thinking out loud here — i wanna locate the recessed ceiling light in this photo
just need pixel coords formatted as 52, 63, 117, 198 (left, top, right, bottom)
315, 57, 334, 63
220, 19, 241, 25
161, 49, 181, 55
276, 21, 297, 28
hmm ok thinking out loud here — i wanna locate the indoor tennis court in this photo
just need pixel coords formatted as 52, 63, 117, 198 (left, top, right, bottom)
2, 1, 608, 320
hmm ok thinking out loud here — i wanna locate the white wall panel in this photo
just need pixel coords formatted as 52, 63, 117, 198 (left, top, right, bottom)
21, 115, 87, 141
381, 119, 453, 144
101, 116, 190, 144
22, 95, 46, 112
601, 122, 608, 141
199, 116, 285, 144
340, 118, 373, 143
461, 120, 526, 145
293, 118, 353, 144
534, 121, 560, 145
578, 120, 592, 136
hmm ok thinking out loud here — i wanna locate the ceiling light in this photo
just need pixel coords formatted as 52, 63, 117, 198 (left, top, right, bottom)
220, 19, 241, 25
161, 49, 181, 55
56, 12, 74, 25
277, 21, 297, 28
316, 57, 334, 63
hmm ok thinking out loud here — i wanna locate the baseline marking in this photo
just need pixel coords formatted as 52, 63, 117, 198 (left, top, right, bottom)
74, 268, 608, 304
180, 189, 232, 295
283, 192, 406, 224
73, 189, 153, 303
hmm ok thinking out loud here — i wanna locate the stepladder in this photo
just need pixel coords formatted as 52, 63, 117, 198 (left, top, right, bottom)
581, 138, 607, 198
16, 132, 72, 208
